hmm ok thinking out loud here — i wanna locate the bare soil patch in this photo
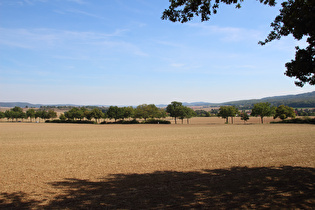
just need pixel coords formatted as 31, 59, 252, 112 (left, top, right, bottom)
1, 123, 314, 208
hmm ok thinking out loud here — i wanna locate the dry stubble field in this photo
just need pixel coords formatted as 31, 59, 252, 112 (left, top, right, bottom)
1, 118, 315, 209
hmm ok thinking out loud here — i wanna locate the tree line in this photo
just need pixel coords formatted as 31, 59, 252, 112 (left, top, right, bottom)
59, 105, 169, 123
0, 106, 57, 122
217, 103, 296, 124
59, 102, 197, 124
0, 102, 297, 124
0, 102, 197, 124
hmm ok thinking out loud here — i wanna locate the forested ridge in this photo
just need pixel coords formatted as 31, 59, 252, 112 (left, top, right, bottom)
1, 91, 314, 108
224, 91, 315, 108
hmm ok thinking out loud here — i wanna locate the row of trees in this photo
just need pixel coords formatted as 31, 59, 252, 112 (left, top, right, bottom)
0, 102, 297, 124
295, 108, 315, 116
0, 107, 57, 122
217, 103, 296, 124
60, 105, 168, 123
61, 103, 196, 124
0, 103, 197, 124
166, 101, 196, 124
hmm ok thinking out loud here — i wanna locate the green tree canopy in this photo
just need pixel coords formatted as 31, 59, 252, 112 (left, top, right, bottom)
4, 110, 14, 121
26, 109, 36, 122
12, 106, 23, 113
122, 106, 135, 120
240, 111, 250, 124
107, 106, 124, 122
5, 106, 25, 121
64, 108, 77, 120
162, 0, 276, 23
166, 101, 184, 124
259, 0, 315, 87
59, 113, 67, 121
251, 102, 275, 124
156, 108, 168, 119
35, 110, 42, 122
179, 106, 196, 124
162, 0, 314, 87
64, 107, 89, 121
40, 110, 50, 121
0, 111, 5, 119
47, 110, 57, 120
195, 110, 211, 117
274, 105, 296, 120
217, 106, 239, 124
90, 108, 104, 123
135, 104, 160, 121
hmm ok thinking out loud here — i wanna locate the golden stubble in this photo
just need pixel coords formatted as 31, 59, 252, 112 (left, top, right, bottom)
1, 122, 314, 203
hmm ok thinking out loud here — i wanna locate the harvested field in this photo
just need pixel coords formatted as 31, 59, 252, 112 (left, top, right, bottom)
1, 122, 315, 209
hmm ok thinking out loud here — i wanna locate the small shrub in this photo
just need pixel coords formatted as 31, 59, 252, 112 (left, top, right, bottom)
121, 119, 140, 124
271, 118, 315, 124
105, 119, 140, 124
143, 119, 171, 124
45, 119, 96, 124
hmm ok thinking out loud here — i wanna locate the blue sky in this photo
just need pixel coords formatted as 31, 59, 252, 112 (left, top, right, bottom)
0, 0, 313, 106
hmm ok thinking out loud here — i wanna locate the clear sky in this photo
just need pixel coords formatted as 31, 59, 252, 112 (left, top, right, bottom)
0, 0, 314, 106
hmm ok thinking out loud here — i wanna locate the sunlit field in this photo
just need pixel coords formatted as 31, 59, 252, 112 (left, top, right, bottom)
1, 120, 314, 208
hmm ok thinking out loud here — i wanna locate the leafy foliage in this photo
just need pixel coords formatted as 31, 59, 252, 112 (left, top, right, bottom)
295, 108, 315, 116
2, 107, 56, 122
162, 0, 276, 23
251, 102, 275, 123
274, 105, 296, 120
89, 108, 104, 123
162, 0, 314, 87
217, 106, 239, 124
102, 119, 140, 124
59, 114, 67, 121
271, 117, 315, 124
0, 111, 5, 119
46, 119, 96, 124
195, 110, 211, 117
166, 101, 184, 124
107, 106, 124, 122
142, 119, 171, 124
134, 104, 154, 121
26, 109, 36, 122
259, 0, 315, 87
240, 111, 250, 123
178, 106, 196, 124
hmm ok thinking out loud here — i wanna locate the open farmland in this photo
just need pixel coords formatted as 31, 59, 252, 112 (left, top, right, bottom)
1, 121, 315, 209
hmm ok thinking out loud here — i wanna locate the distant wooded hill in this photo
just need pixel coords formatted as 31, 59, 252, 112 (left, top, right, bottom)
222, 91, 315, 108
1, 91, 314, 108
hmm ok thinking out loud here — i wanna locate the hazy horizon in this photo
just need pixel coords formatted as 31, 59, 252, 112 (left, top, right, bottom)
1, 91, 313, 107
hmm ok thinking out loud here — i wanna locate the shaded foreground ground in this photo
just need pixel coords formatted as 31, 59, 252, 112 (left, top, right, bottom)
1, 122, 315, 209
1, 166, 315, 209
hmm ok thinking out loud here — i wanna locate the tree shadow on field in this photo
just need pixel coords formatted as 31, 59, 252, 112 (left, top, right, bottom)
1, 166, 315, 209
0, 192, 40, 209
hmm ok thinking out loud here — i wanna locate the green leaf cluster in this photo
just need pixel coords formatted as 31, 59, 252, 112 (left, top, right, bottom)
1, 107, 57, 122
274, 105, 296, 120
240, 111, 250, 123
162, 0, 314, 87
166, 101, 196, 124
162, 0, 276, 23
217, 106, 239, 124
251, 102, 275, 123
64, 107, 105, 123
62, 105, 167, 123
